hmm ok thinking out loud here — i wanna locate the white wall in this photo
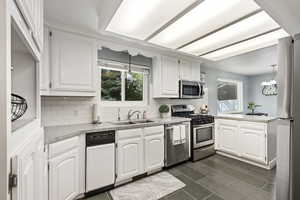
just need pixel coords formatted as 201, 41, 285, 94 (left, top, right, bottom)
248, 73, 277, 116
201, 65, 249, 115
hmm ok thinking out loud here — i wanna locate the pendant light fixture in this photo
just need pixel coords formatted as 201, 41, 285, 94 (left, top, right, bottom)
127, 54, 133, 82
261, 64, 278, 96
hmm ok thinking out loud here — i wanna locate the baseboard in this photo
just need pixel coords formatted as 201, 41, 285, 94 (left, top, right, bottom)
216, 151, 274, 170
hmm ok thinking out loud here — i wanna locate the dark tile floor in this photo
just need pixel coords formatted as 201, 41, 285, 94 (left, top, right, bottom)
84, 155, 276, 200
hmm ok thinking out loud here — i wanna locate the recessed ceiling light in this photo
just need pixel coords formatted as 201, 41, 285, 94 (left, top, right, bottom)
105, 0, 197, 40
179, 11, 280, 55
201, 29, 289, 61
149, 0, 260, 49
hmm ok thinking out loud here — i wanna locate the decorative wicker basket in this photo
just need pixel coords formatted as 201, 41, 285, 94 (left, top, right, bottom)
11, 94, 28, 121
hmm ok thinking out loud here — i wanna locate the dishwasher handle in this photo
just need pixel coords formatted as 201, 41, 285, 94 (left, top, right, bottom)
86, 131, 115, 147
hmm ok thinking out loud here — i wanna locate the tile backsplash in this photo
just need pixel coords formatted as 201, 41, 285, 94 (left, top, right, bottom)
41, 95, 208, 126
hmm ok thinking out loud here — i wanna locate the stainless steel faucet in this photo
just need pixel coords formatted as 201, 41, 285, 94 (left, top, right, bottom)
127, 110, 141, 120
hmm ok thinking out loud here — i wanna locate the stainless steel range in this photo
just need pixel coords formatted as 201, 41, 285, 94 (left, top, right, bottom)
171, 105, 215, 162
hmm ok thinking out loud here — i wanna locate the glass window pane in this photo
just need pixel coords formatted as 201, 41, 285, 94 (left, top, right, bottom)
101, 69, 121, 101
125, 72, 143, 101
217, 81, 237, 100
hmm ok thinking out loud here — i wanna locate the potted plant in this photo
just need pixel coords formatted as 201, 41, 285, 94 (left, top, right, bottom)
247, 102, 262, 114
159, 104, 170, 118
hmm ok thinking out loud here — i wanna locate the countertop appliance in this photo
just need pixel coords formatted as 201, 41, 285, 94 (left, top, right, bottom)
85, 131, 115, 195
164, 122, 190, 167
172, 105, 215, 162
179, 80, 204, 99
276, 34, 300, 200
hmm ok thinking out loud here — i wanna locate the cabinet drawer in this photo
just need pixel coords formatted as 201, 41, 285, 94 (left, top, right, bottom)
49, 136, 79, 158
240, 122, 266, 132
117, 128, 143, 140
144, 126, 164, 136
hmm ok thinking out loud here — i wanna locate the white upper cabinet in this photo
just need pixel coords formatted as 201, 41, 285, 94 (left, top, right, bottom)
153, 56, 179, 98
160, 56, 180, 97
33, 0, 44, 50
14, 0, 43, 52
153, 56, 201, 98
179, 60, 201, 81
41, 29, 97, 96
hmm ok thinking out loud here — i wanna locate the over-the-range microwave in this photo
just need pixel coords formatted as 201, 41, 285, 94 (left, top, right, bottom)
179, 80, 205, 99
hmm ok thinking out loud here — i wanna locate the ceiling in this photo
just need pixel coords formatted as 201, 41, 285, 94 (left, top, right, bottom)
45, 0, 300, 74
205, 45, 278, 75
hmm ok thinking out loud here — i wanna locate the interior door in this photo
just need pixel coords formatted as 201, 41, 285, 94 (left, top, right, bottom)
117, 137, 143, 182
161, 56, 179, 96
144, 134, 164, 171
240, 128, 266, 163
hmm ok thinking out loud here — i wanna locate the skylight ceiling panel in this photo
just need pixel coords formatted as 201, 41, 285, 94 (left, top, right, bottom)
179, 11, 280, 56
105, 0, 197, 40
201, 29, 289, 61
149, 0, 260, 49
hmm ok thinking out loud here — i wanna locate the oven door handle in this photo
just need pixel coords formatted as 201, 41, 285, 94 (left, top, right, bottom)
193, 123, 214, 129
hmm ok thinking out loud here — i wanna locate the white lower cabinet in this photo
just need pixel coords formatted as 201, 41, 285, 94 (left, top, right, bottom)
144, 128, 164, 172
117, 136, 144, 182
48, 136, 84, 200
11, 128, 46, 200
217, 122, 239, 155
240, 126, 266, 163
215, 119, 274, 169
116, 126, 164, 183
49, 148, 80, 200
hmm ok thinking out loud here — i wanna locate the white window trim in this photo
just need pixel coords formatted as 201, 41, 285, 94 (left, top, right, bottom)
99, 65, 149, 107
217, 78, 244, 114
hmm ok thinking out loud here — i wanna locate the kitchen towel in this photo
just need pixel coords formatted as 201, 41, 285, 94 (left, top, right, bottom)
180, 125, 186, 144
172, 125, 181, 145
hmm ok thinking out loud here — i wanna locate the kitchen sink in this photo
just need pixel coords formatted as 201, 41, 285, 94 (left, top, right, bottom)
131, 120, 154, 124
110, 120, 154, 125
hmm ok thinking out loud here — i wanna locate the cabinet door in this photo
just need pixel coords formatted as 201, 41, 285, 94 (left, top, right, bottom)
34, 137, 48, 200
161, 56, 179, 96
33, 0, 43, 50
240, 127, 266, 163
15, 0, 35, 32
144, 134, 164, 172
180, 60, 201, 81
180, 59, 193, 80
41, 27, 50, 91
218, 122, 239, 155
117, 137, 143, 182
20, 153, 35, 200
50, 30, 96, 93
49, 149, 80, 200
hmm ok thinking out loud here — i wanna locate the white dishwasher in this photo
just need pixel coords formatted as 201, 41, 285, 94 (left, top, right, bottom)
85, 130, 115, 195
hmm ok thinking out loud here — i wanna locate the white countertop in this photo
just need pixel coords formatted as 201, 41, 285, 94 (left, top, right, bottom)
215, 114, 278, 123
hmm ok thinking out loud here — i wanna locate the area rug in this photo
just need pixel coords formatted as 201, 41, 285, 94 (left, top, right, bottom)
110, 172, 185, 200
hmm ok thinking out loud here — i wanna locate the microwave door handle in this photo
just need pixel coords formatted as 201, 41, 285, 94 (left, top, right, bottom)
200, 84, 204, 96
198, 82, 202, 97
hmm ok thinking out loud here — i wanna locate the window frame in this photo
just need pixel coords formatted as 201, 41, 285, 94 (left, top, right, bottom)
217, 78, 244, 114
99, 65, 149, 107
